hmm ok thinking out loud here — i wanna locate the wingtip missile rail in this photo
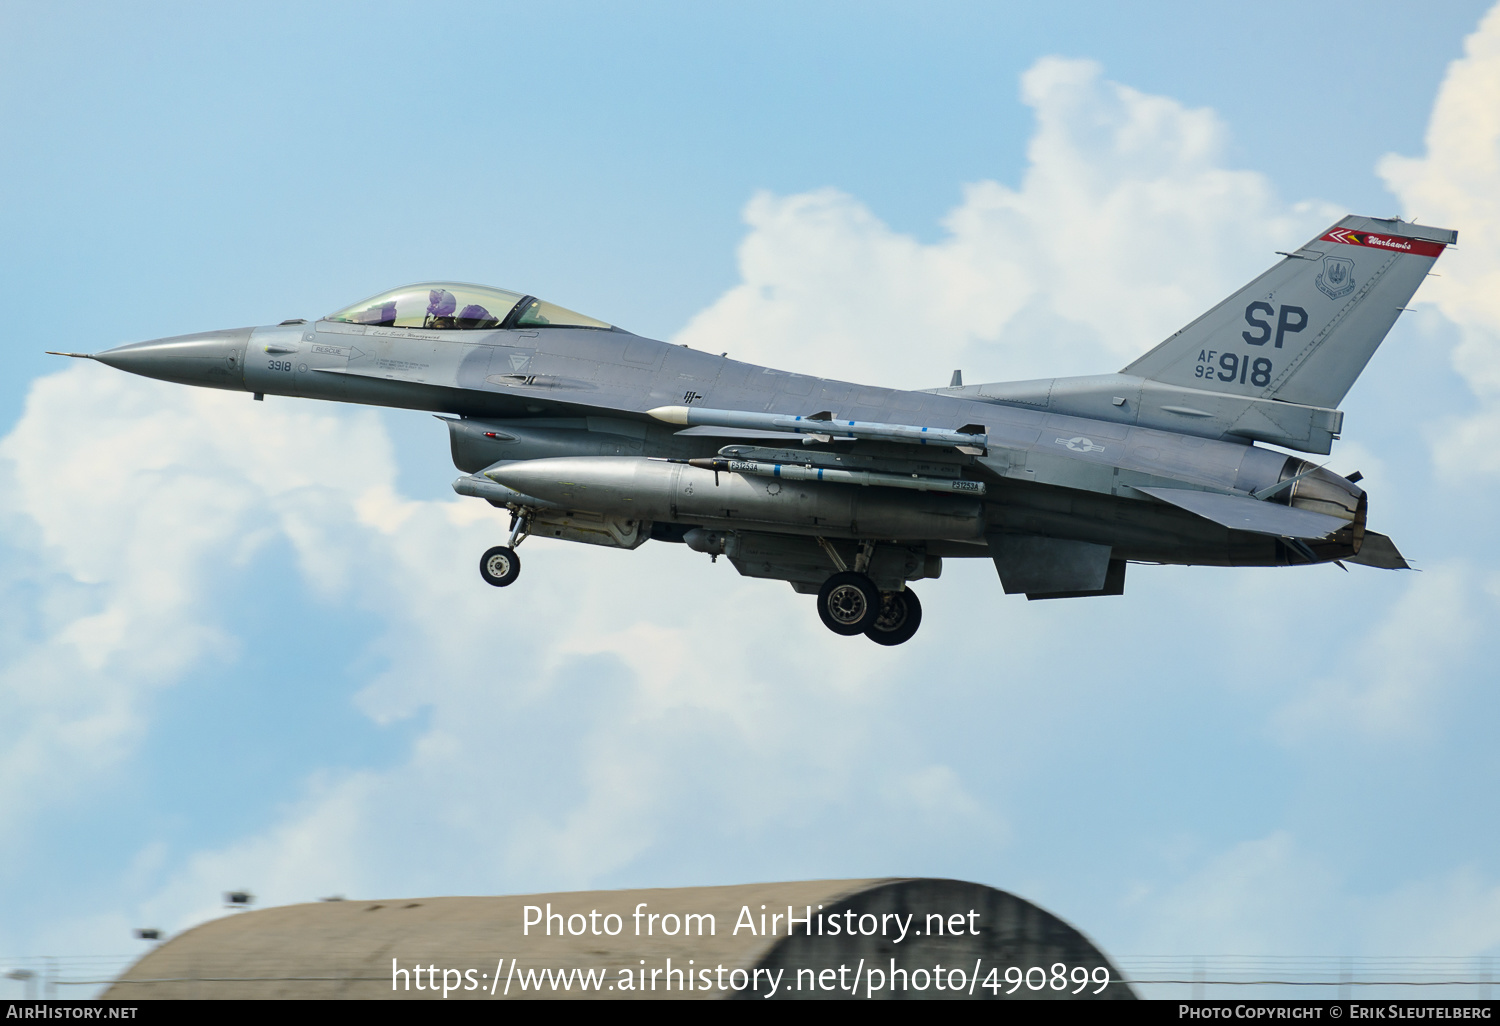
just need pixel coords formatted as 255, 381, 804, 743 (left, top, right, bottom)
687, 457, 986, 495
646, 406, 989, 451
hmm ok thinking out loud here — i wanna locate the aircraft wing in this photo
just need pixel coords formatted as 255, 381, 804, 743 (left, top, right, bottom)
1135, 486, 1348, 539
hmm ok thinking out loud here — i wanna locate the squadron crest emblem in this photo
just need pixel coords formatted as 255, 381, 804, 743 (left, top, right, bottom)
1316, 255, 1356, 300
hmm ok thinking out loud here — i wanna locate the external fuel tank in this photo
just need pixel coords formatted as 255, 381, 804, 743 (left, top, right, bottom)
483, 457, 985, 541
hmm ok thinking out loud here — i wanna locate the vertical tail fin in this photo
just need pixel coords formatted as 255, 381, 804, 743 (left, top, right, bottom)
1122, 216, 1456, 409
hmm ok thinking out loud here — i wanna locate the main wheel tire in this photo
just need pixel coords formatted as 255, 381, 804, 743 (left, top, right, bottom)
479, 545, 521, 587
817, 571, 881, 635
865, 587, 923, 646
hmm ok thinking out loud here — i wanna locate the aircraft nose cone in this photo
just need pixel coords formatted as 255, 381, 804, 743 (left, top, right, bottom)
93, 327, 253, 390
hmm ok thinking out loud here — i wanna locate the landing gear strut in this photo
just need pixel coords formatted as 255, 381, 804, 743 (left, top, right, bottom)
479, 510, 531, 588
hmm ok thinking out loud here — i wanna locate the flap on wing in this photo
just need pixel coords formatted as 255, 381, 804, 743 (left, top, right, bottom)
1347, 531, 1410, 569
1136, 486, 1348, 539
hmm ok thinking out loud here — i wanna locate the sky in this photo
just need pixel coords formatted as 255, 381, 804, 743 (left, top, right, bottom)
3, 0, 1500, 998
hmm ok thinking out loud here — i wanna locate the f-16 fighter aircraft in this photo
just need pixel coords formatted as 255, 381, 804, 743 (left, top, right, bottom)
52, 216, 1454, 645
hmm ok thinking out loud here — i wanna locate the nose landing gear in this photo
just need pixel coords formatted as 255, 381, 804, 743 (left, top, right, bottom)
479, 510, 532, 588
480, 545, 520, 586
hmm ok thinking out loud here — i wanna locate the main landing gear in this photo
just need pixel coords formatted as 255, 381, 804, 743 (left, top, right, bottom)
865, 587, 922, 646
813, 538, 924, 645
479, 511, 531, 588
815, 574, 923, 645
817, 572, 880, 635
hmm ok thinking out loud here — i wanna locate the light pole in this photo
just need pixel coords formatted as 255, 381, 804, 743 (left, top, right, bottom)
5, 969, 36, 1000
223, 891, 255, 911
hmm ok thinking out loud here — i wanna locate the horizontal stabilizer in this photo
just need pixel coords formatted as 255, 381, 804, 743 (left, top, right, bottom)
1347, 531, 1410, 570
1136, 487, 1347, 539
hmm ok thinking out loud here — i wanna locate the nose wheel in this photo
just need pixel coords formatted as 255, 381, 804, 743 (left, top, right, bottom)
480, 546, 520, 587
479, 510, 531, 588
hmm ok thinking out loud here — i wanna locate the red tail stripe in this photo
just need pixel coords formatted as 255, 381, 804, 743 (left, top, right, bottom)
1319, 227, 1447, 258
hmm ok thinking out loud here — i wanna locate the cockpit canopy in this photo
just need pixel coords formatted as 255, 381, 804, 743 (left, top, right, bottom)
326, 283, 611, 331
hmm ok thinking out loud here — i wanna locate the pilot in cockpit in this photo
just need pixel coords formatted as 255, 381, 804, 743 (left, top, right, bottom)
456, 303, 494, 329
328, 283, 609, 332
425, 288, 458, 329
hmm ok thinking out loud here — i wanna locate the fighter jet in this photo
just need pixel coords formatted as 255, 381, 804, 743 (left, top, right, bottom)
51, 215, 1453, 645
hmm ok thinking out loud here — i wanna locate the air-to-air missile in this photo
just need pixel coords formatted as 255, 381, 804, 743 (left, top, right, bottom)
683, 457, 986, 495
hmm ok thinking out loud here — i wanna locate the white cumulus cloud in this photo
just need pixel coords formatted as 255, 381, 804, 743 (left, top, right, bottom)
0, 366, 1003, 951
1380, 6, 1500, 479
674, 58, 1335, 388
5, 46, 1500, 973
0, 368, 395, 847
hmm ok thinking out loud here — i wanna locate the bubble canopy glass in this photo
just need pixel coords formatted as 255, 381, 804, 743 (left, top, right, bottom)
325, 283, 612, 331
